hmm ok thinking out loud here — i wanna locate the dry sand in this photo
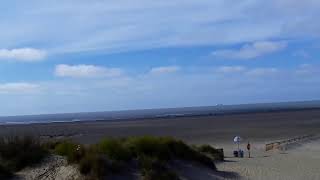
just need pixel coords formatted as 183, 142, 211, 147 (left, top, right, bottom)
215, 138, 320, 180
1, 109, 320, 179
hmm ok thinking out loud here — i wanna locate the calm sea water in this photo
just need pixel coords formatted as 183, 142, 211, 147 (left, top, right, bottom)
0, 101, 319, 125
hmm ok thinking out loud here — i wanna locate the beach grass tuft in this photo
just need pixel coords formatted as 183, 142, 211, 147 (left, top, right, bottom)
98, 138, 131, 161
196, 144, 224, 161
79, 152, 107, 178
0, 136, 47, 172
138, 155, 179, 180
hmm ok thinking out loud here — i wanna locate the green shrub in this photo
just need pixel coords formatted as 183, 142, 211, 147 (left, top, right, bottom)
0, 135, 219, 180
124, 136, 216, 170
138, 155, 179, 180
197, 145, 224, 161
125, 136, 173, 160
165, 140, 216, 170
167, 139, 192, 159
0, 136, 47, 172
191, 151, 216, 170
79, 153, 107, 179
98, 138, 131, 161
54, 141, 83, 163
41, 140, 61, 152
138, 155, 163, 173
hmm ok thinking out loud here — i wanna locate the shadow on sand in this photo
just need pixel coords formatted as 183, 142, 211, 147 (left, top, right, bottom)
170, 160, 240, 180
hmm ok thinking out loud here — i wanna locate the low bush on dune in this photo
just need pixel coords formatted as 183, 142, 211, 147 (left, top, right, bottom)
0, 136, 47, 172
138, 155, 179, 180
79, 152, 107, 178
49, 136, 218, 179
196, 144, 224, 161
54, 141, 84, 163
41, 140, 61, 151
124, 136, 216, 170
124, 136, 173, 160
98, 138, 131, 161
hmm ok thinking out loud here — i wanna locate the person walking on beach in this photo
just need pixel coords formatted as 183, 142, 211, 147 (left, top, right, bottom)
247, 142, 251, 158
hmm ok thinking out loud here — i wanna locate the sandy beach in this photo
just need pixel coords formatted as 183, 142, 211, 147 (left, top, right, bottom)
215, 138, 320, 180
1, 109, 320, 179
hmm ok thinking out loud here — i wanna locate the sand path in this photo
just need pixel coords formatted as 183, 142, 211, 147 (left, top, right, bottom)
216, 139, 320, 180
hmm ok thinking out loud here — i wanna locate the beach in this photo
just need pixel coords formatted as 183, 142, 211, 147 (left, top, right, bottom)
216, 138, 320, 180
1, 109, 320, 179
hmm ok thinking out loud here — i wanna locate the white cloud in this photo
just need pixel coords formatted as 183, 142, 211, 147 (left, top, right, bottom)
246, 68, 278, 76
0, 48, 47, 61
292, 50, 311, 59
54, 64, 123, 78
215, 66, 246, 73
215, 66, 278, 76
0, 1, 319, 54
150, 66, 180, 75
295, 64, 319, 75
212, 41, 287, 59
0, 83, 40, 93
2, 64, 320, 115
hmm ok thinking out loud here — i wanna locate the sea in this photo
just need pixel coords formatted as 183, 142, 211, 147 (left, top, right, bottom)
0, 100, 320, 125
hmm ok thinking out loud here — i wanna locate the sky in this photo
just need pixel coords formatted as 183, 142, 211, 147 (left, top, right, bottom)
1, 0, 320, 116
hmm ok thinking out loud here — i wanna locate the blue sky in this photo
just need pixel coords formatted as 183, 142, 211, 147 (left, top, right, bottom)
0, 0, 320, 115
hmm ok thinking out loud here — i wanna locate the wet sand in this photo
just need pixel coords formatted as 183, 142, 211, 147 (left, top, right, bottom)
1, 109, 320, 145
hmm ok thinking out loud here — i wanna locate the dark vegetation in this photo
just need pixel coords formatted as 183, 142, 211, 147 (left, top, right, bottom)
0, 136, 224, 180
0, 136, 48, 178
196, 144, 224, 161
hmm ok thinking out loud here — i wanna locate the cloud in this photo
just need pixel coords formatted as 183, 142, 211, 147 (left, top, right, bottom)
0, 48, 47, 61
215, 66, 246, 73
0, 1, 319, 54
246, 68, 278, 76
215, 66, 278, 76
0, 83, 40, 93
149, 66, 180, 75
54, 64, 123, 78
212, 41, 287, 59
292, 50, 311, 59
295, 64, 319, 75
1, 64, 320, 115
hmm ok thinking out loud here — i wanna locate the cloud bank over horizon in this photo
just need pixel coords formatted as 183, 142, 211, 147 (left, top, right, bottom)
2, 64, 320, 115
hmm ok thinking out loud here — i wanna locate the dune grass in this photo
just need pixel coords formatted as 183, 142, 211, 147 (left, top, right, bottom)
196, 144, 224, 161
46, 136, 221, 179
98, 138, 131, 161
0, 135, 223, 180
0, 136, 48, 177
138, 155, 180, 180
53, 141, 85, 163
78, 152, 107, 179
